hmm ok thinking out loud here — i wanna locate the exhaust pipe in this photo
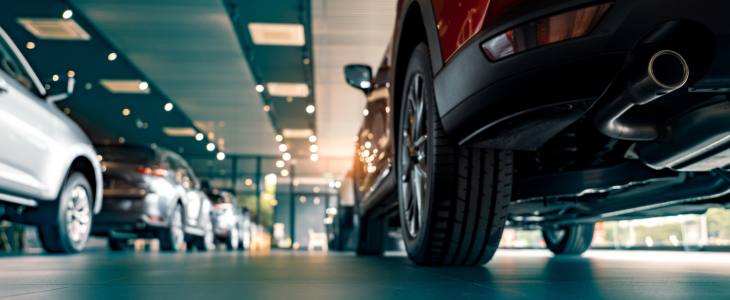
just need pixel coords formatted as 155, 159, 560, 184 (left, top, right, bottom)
594, 50, 689, 140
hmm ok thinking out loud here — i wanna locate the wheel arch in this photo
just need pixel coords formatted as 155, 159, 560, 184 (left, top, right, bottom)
392, 0, 442, 164
69, 156, 100, 213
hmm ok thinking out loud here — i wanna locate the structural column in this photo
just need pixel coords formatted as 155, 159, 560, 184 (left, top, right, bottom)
255, 156, 261, 224
289, 165, 295, 246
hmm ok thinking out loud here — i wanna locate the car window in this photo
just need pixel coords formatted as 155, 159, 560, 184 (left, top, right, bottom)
96, 146, 156, 165
0, 35, 35, 93
169, 152, 198, 188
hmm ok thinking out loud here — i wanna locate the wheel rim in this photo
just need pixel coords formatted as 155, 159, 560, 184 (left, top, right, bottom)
171, 207, 184, 250
231, 227, 239, 248
400, 73, 428, 238
545, 227, 566, 244
65, 185, 91, 246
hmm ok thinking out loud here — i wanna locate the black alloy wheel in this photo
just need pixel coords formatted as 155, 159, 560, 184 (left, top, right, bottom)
543, 223, 595, 254
396, 43, 513, 266
38, 172, 93, 253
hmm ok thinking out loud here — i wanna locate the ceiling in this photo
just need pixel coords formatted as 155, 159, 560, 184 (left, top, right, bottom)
69, 0, 281, 156
311, 0, 396, 158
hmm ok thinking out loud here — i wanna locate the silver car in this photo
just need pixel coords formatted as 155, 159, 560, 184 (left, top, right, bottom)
0, 26, 102, 253
93, 144, 215, 252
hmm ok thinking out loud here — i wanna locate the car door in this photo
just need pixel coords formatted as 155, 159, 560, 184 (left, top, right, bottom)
0, 28, 58, 198
173, 153, 203, 228
356, 54, 393, 199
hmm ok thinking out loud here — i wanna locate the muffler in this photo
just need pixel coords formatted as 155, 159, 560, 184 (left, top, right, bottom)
594, 50, 689, 141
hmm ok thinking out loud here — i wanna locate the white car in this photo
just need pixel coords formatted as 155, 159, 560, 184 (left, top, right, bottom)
0, 25, 102, 253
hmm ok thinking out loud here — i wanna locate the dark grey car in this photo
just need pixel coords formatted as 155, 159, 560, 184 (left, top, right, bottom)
91, 144, 214, 252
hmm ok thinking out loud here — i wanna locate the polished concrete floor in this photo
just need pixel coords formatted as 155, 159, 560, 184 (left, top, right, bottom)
1, 246, 729, 299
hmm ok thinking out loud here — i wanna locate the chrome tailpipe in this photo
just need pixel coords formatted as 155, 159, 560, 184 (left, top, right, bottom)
594, 50, 689, 141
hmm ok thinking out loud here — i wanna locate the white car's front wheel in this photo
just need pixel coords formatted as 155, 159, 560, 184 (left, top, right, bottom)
39, 172, 93, 253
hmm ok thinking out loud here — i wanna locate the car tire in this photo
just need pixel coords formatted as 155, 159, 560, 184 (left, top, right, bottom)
237, 225, 245, 250
196, 222, 216, 251
543, 224, 595, 255
159, 203, 184, 252
396, 43, 513, 266
226, 226, 239, 250
38, 172, 93, 253
108, 238, 128, 251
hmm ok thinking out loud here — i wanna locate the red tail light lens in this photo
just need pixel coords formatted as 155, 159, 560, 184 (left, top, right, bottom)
213, 203, 233, 210
482, 3, 613, 61
137, 166, 169, 177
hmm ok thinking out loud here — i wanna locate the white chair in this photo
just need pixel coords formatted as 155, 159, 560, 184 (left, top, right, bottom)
307, 228, 328, 252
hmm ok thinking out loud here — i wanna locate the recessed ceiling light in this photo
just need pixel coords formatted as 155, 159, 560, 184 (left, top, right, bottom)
363, 109, 369, 116
309, 135, 317, 143
303, 58, 310, 65
100, 79, 151, 94
108, 52, 117, 61
310, 154, 319, 161
283, 153, 291, 161
248, 23, 305, 46
17, 18, 90, 40
256, 84, 264, 92
67, 70, 75, 77
276, 160, 285, 168
139, 81, 149, 90
275, 134, 283, 142
207, 143, 215, 151
26, 42, 35, 49
122, 108, 130, 116
266, 82, 309, 97
310, 145, 318, 152
162, 127, 197, 137
164, 103, 173, 111
281, 169, 289, 177
306, 105, 315, 114
216, 152, 226, 160
279, 144, 288, 152
263, 105, 270, 112
283, 128, 313, 139
62, 10, 73, 19
195, 133, 204, 141
52, 75, 59, 81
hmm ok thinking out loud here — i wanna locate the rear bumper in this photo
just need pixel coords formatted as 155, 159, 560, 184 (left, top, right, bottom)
435, 0, 730, 141
92, 194, 169, 236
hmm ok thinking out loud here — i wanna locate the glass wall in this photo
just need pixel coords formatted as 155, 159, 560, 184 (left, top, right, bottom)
500, 207, 730, 250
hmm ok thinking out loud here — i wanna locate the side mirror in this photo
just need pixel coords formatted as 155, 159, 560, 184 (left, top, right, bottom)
344, 64, 372, 92
44, 76, 75, 103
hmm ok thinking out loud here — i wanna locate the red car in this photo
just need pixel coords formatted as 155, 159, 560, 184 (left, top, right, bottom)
344, 0, 730, 266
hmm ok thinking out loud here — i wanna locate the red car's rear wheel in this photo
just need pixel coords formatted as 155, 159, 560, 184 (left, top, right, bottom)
397, 43, 513, 266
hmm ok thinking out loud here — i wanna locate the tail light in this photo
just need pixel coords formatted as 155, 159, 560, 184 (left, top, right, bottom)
482, 3, 613, 60
213, 203, 233, 210
137, 166, 169, 177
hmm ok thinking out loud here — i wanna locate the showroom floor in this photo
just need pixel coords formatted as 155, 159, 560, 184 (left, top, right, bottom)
0, 248, 729, 299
